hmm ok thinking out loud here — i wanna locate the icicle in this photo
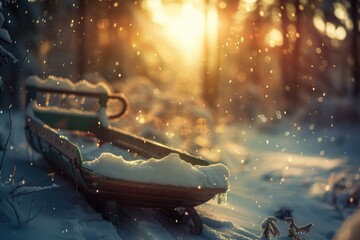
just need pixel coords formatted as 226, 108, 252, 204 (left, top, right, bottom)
216, 192, 228, 204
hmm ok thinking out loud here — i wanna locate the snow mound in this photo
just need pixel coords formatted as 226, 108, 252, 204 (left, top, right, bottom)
82, 152, 230, 189
26, 75, 111, 94
33, 103, 98, 117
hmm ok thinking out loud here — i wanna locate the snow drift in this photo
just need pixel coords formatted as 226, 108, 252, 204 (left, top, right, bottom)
82, 152, 229, 189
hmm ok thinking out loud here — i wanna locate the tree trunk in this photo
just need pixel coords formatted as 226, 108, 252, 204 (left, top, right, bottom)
78, 0, 86, 80
280, 0, 298, 111
202, 0, 219, 109
293, 0, 301, 101
351, 0, 360, 96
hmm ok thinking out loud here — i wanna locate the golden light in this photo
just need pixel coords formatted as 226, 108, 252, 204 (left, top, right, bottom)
313, 14, 326, 33
143, 0, 218, 62
97, 19, 110, 30
334, 3, 348, 20
313, 9, 347, 41
97, 18, 110, 46
323, 22, 347, 41
333, 2, 352, 30
265, 28, 283, 48
206, 4, 218, 43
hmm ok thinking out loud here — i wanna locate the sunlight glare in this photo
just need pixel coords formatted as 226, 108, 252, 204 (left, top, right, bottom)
313, 11, 347, 40
313, 15, 326, 33
265, 28, 283, 47
334, 26, 346, 40
334, 3, 348, 21
325, 22, 347, 40
144, 0, 207, 57
334, 3, 352, 30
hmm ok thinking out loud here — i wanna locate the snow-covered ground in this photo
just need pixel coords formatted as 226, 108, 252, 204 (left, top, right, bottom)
0, 110, 359, 239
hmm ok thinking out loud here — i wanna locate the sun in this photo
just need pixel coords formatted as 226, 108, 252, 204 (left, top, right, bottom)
143, 0, 217, 61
